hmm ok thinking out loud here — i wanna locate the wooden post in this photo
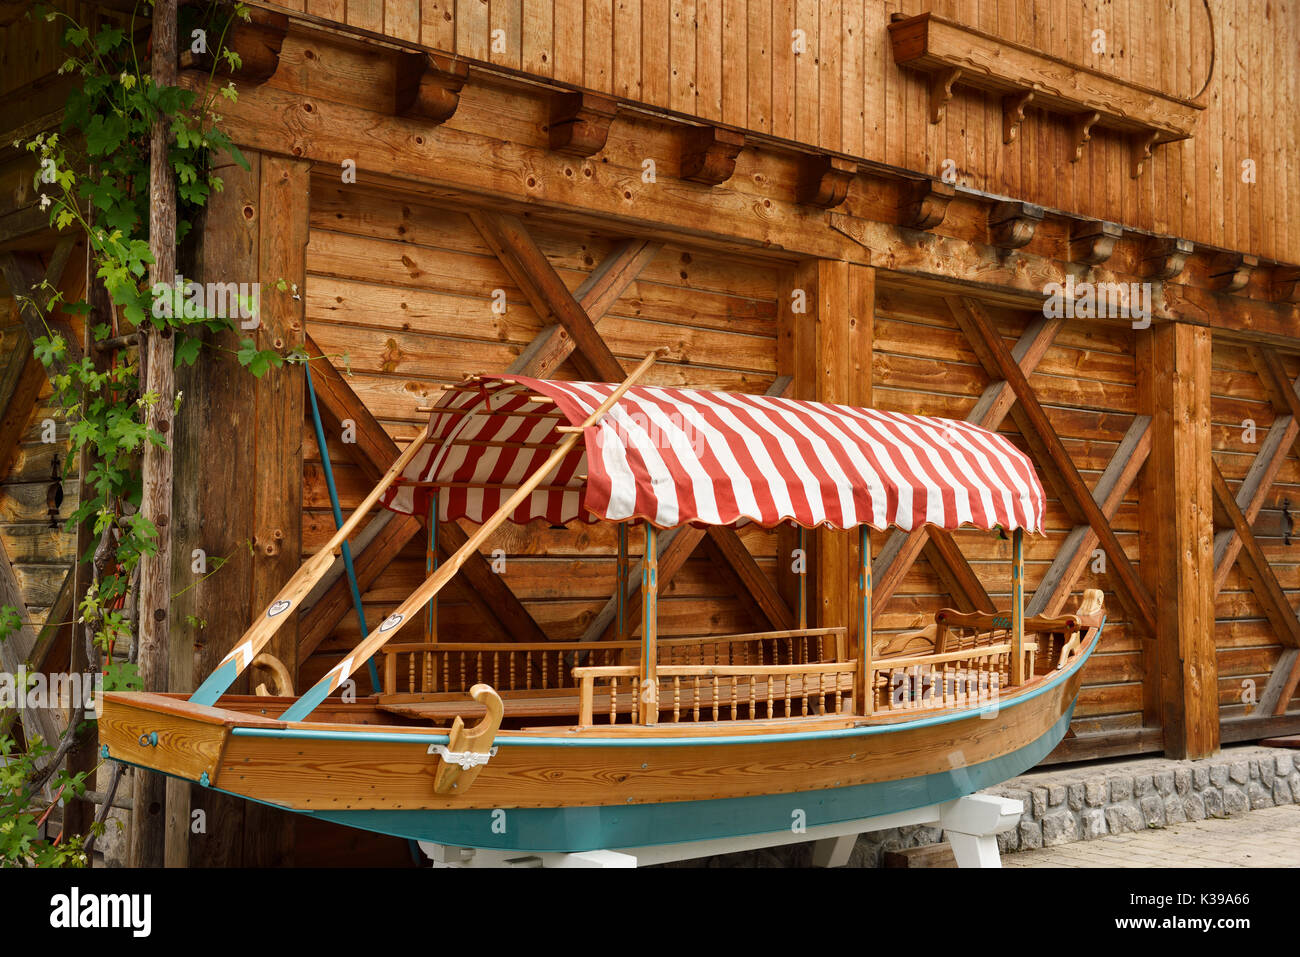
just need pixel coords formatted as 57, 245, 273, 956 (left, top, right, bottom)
859, 523, 873, 715
797, 526, 807, 629
641, 523, 658, 724
174, 149, 261, 867
1010, 527, 1025, 686
131, 0, 177, 869
1138, 321, 1219, 759
425, 490, 438, 642
781, 260, 873, 651
616, 523, 628, 641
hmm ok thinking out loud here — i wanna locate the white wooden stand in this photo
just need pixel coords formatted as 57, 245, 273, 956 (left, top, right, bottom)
418, 793, 1023, 869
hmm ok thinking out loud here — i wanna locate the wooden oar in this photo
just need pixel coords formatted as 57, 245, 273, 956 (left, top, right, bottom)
279, 349, 663, 722
190, 422, 432, 706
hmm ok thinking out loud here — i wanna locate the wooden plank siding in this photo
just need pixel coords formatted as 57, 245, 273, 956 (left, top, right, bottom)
109, 0, 1299, 265
299, 183, 785, 687
872, 280, 1148, 738
1211, 341, 1300, 719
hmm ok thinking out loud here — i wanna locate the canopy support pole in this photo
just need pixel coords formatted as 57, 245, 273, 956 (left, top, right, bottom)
640, 525, 659, 725
797, 526, 808, 630
1011, 527, 1025, 685
859, 524, 872, 715
426, 490, 439, 646
278, 349, 664, 721
616, 524, 629, 642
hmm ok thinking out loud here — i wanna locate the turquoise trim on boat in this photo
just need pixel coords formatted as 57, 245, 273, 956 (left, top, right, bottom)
270, 704, 1075, 852
190, 659, 240, 707
229, 616, 1103, 750
277, 677, 334, 723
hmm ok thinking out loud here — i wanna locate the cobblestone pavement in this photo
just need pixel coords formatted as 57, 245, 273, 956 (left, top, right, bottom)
1003, 803, 1300, 867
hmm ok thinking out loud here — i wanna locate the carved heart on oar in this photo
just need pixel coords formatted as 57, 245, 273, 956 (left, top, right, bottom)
267, 599, 292, 618
379, 613, 404, 633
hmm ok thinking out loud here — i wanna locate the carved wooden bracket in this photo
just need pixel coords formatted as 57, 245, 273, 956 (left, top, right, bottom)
1071, 111, 1101, 162
1208, 252, 1258, 294
1270, 266, 1300, 304
929, 67, 961, 123
898, 179, 956, 230
797, 156, 857, 209
548, 91, 619, 156
988, 201, 1043, 250
1142, 236, 1194, 281
1131, 131, 1160, 179
1002, 91, 1034, 145
1069, 220, 1122, 265
394, 52, 469, 124
179, 8, 287, 86
680, 126, 745, 186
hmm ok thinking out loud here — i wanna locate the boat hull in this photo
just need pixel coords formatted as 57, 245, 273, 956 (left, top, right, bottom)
293, 705, 1073, 852
100, 625, 1098, 853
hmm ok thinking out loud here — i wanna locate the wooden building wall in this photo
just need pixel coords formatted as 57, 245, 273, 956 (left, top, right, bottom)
0, 0, 1298, 801
250, 0, 1298, 266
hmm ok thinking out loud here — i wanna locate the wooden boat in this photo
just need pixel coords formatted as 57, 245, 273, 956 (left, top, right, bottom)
100, 351, 1106, 854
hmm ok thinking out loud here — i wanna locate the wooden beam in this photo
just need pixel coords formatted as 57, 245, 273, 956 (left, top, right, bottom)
298, 335, 549, 651
298, 230, 664, 653
1211, 348, 1300, 596
1137, 321, 1218, 759
923, 530, 995, 613
0, 240, 82, 381
0, 535, 64, 752
580, 374, 797, 646
472, 211, 794, 631
1211, 464, 1300, 648
948, 296, 1156, 637
132, 0, 179, 869
180, 150, 260, 867
0, 317, 43, 481
1027, 415, 1152, 617
871, 315, 1062, 618
1255, 649, 1300, 717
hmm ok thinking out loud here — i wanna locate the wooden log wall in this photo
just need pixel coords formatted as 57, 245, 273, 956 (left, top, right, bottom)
1210, 344, 1300, 720
299, 183, 784, 687
0, 296, 78, 634
870, 282, 1148, 739
243, 0, 1299, 266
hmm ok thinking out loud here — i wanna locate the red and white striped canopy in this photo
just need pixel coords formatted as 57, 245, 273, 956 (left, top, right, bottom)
382, 377, 1045, 533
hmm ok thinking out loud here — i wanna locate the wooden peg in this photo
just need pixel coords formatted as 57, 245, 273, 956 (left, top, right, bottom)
432, 684, 503, 794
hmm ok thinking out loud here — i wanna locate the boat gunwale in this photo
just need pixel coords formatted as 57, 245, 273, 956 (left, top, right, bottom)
207, 616, 1103, 750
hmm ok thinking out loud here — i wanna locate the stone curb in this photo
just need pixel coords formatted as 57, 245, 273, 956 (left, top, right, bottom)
843, 745, 1300, 867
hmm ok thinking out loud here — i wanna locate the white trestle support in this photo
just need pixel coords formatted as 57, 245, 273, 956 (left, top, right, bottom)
417, 793, 1024, 869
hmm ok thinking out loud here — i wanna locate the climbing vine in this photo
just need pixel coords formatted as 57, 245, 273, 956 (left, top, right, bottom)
0, 0, 287, 865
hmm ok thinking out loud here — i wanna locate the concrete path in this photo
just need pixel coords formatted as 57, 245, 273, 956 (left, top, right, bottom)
1004, 802, 1300, 867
